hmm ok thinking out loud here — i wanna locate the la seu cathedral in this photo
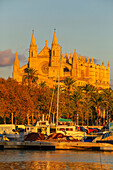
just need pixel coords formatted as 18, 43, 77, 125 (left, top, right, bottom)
13, 30, 110, 89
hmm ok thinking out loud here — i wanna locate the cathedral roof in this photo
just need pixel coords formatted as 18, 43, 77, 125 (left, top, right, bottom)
38, 40, 50, 56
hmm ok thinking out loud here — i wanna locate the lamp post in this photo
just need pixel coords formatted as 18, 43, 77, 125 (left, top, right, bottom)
11, 112, 13, 124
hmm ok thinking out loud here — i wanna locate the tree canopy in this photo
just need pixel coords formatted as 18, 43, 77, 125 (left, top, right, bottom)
0, 77, 113, 126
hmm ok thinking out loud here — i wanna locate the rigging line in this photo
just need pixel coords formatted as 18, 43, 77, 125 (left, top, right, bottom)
56, 46, 62, 126
48, 85, 55, 122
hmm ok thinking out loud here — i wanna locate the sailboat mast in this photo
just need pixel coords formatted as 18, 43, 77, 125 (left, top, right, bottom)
56, 46, 62, 126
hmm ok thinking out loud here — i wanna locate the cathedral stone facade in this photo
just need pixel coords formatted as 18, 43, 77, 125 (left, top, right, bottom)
13, 31, 110, 89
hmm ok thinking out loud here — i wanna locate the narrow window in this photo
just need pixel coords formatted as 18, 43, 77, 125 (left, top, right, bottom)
53, 50, 55, 56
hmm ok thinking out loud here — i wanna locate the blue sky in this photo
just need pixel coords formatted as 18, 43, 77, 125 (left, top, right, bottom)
0, 0, 113, 87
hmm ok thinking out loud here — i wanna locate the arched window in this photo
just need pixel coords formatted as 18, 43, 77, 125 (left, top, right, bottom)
31, 51, 33, 57
64, 67, 69, 72
53, 50, 55, 56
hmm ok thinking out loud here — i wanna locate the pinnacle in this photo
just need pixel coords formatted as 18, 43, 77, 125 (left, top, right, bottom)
52, 31, 58, 45
30, 31, 37, 46
14, 52, 20, 68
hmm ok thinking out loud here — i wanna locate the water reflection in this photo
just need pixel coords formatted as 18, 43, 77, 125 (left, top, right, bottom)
0, 161, 113, 170
0, 150, 113, 170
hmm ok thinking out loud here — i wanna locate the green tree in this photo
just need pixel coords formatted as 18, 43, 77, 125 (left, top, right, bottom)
103, 88, 113, 124
71, 86, 85, 124
82, 84, 96, 125
39, 81, 47, 88
63, 77, 76, 118
91, 89, 104, 125
22, 68, 38, 87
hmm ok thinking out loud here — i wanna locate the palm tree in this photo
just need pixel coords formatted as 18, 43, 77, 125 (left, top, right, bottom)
63, 77, 76, 118
22, 68, 38, 124
22, 68, 38, 87
82, 84, 96, 126
91, 89, 104, 125
63, 77, 76, 91
71, 86, 85, 125
39, 81, 47, 88
102, 88, 113, 124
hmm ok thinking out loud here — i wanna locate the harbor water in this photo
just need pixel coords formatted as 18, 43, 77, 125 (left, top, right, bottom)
0, 150, 113, 170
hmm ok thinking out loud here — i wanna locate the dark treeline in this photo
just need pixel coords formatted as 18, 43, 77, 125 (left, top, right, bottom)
0, 77, 113, 126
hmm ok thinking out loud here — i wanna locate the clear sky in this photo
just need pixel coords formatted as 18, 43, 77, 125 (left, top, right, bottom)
0, 0, 113, 87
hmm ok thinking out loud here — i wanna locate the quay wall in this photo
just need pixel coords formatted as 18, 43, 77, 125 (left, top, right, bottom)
0, 141, 113, 151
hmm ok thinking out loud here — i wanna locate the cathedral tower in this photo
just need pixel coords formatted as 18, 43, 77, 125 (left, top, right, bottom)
48, 30, 60, 78
51, 29, 59, 67
29, 30, 37, 58
29, 30, 38, 68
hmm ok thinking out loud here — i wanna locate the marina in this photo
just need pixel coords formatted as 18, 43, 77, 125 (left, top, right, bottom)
0, 120, 113, 152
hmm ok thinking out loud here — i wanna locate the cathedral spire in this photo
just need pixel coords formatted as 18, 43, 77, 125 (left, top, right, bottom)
45, 40, 47, 47
29, 30, 37, 58
30, 30, 37, 46
14, 52, 20, 69
91, 57, 94, 64
72, 49, 78, 77
102, 61, 104, 66
52, 28, 58, 46
73, 49, 78, 61
108, 61, 110, 67
51, 29, 59, 66
13, 52, 20, 80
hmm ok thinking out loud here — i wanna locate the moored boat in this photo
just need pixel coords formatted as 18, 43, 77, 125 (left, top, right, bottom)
92, 131, 113, 144
56, 125, 86, 141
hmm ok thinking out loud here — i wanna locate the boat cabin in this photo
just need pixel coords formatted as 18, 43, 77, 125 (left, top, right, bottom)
36, 121, 50, 135
0, 124, 15, 134
25, 121, 50, 135
56, 125, 76, 136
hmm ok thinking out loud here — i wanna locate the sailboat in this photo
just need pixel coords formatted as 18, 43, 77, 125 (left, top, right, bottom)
49, 46, 87, 141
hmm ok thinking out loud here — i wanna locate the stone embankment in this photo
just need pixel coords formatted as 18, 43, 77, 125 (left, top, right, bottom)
0, 141, 113, 151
